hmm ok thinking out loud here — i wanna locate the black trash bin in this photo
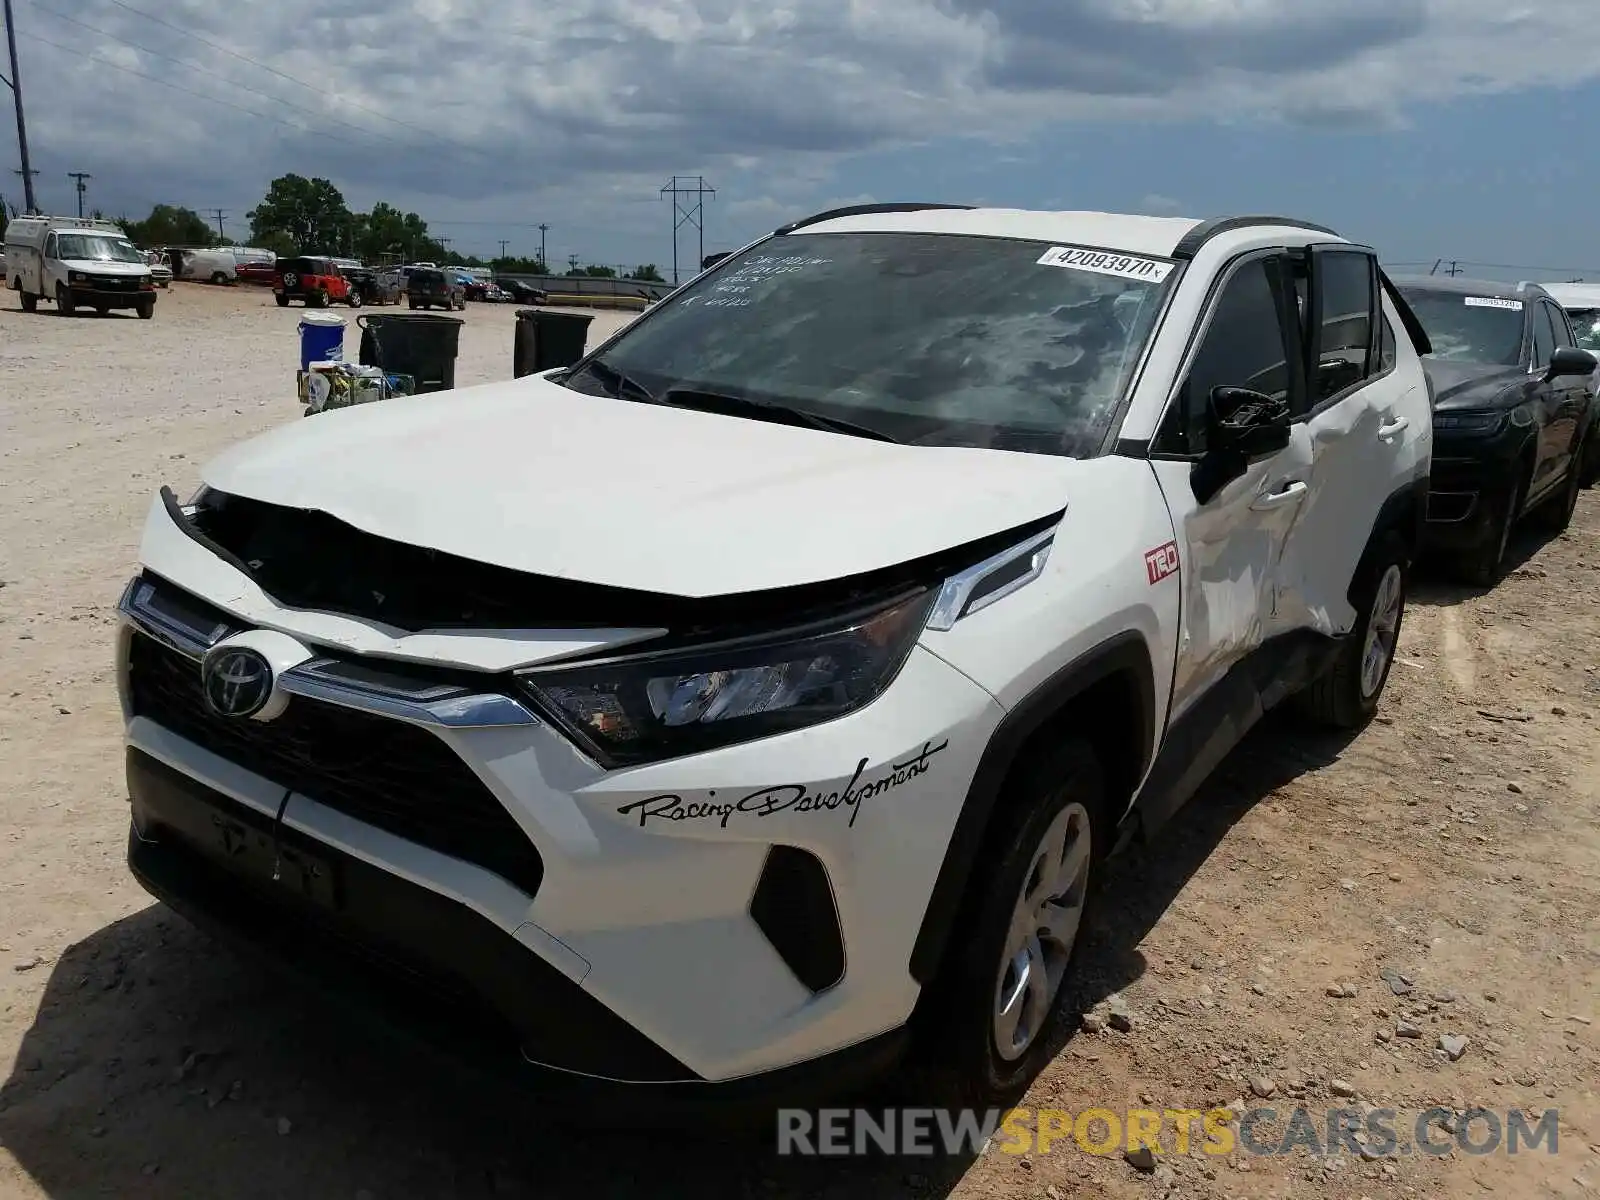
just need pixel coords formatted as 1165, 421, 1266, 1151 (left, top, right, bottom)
514, 309, 594, 378
357, 312, 464, 394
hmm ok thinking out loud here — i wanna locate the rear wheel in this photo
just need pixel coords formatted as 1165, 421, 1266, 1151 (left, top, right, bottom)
94, 305, 109, 317
1298, 531, 1408, 729
929, 740, 1106, 1106
55, 284, 76, 316
210, 272, 228, 285
275, 293, 291, 308
347, 290, 363, 308
19, 290, 37, 313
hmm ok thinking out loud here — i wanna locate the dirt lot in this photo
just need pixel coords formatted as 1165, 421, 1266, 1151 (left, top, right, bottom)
1, 281, 1597, 1199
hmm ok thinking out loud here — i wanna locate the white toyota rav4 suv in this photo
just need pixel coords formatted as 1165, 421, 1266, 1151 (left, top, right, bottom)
115, 204, 1433, 1113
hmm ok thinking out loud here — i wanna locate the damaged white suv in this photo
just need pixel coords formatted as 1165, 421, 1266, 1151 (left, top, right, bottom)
116, 204, 1433, 1110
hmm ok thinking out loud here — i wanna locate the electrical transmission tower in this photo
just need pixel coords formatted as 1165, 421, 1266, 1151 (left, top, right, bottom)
660, 175, 715, 284
67, 171, 91, 217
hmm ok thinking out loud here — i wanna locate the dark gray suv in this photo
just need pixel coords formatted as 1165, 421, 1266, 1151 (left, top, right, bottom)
407, 268, 465, 311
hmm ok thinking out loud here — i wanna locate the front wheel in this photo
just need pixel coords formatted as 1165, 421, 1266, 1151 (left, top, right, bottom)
275, 293, 291, 308
1459, 472, 1524, 587
136, 299, 155, 320
1298, 532, 1408, 729
930, 740, 1106, 1106
347, 290, 363, 308
55, 284, 76, 316
1537, 449, 1583, 532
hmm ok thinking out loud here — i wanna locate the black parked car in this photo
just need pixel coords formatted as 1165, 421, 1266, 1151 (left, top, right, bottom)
344, 266, 402, 306
408, 268, 465, 310
498, 279, 547, 305
1394, 275, 1599, 584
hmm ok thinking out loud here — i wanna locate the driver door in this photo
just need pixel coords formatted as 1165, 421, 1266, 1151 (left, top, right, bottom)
1147, 250, 1314, 723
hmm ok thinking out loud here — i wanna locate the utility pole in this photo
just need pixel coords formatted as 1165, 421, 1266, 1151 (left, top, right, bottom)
498, 239, 509, 259
209, 208, 227, 241
1445, 260, 1462, 277
2, 0, 36, 214
567, 253, 579, 274
660, 175, 714, 284
67, 171, 91, 218
537, 222, 549, 269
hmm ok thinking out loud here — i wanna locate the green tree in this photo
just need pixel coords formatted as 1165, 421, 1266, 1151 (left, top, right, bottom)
491, 256, 548, 275
247, 174, 354, 254
565, 263, 616, 278
627, 264, 665, 282
119, 204, 216, 248
254, 229, 298, 258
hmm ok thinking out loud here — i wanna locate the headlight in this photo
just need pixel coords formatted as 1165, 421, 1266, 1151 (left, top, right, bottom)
515, 590, 934, 768
1432, 412, 1504, 434
69, 271, 86, 284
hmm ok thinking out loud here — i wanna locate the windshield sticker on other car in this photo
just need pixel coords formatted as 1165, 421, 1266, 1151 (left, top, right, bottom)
1463, 296, 1522, 310
1037, 246, 1174, 283
614, 739, 948, 830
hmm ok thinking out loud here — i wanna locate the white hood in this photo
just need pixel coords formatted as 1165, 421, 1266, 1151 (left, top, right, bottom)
63, 258, 148, 275
201, 375, 1077, 597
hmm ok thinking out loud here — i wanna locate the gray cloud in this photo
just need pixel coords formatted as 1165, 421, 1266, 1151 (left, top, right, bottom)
8, 0, 1600, 261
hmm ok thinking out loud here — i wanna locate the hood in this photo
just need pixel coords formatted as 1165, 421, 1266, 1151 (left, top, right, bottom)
200, 375, 1077, 597
1421, 358, 1528, 412
63, 259, 148, 276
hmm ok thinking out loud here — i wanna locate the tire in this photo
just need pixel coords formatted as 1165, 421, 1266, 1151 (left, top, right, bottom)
1298, 531, 1408, 730
347, 290, 363, 308
136, 300, 154, 320
210, 272, 228, 285
408, 299, 420, 310
1579, 420, 1600, 489
929, 739, 1107, 1106
275, 293, 291, 308
1459, 470, 1525, 587
19, 291, 37, 313
94, 305, 109, 317
55, 284, 76, 317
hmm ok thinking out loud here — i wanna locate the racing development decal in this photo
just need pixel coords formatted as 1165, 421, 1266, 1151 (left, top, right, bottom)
614, 740, 949, 831
1144, 541, 1180, 585
1463, 296, 1522, 310
1037, 245, 1174, 284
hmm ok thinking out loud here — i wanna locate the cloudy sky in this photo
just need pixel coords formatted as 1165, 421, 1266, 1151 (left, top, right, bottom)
8, 0, 1600, 279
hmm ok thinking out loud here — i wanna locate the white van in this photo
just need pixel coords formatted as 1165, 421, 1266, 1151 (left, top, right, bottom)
170, 247, 238, 284
5, 215, 157, 318
1541, 282, 1600, 354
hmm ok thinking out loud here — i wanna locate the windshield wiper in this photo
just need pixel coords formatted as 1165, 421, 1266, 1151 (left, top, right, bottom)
659, 387, 902, 443
572, 357, 655, 403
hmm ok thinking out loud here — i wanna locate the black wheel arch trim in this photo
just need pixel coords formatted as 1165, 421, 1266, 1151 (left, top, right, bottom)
907, 629, 1156, 986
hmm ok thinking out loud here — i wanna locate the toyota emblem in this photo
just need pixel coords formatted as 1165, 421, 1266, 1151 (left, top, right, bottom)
201, 646, 274, 719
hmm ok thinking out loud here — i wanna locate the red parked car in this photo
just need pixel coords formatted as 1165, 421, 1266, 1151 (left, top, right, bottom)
235, 260, 276, 287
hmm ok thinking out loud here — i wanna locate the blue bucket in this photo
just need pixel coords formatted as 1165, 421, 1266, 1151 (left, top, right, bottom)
298, 311, 346, 370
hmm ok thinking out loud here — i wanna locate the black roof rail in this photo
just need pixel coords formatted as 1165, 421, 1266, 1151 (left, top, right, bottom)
774, 202, 975, 236
1172, 215, 1340, 260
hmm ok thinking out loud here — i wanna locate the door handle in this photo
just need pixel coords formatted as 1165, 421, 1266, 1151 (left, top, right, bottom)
1378, 416, 1409, 438
1251, 480, 1309, 510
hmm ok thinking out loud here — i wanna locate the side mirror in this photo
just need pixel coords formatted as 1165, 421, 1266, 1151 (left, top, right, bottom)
1209, 386, 1291, 457
1190, 386, 1291, 505
1546, 346, 1598, 380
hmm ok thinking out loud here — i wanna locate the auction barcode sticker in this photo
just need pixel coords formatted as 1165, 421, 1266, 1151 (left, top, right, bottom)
1463, 296, 1522, 310
1037, 245, 1174, 283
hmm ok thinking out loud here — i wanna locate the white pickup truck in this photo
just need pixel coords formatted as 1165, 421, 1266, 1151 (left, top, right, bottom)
5, 215, 157, 318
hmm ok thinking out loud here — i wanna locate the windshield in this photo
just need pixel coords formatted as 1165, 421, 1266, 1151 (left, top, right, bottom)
55, 233, 145, 265
565, 231, 1174, 456
1400, 288, 1524, 366
1564, 308, 1600, 353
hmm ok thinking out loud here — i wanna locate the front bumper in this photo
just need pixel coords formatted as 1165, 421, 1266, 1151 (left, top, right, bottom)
116, 563, 1004, 1089
68, 280, 153, 308
1422, 425, 1526, 551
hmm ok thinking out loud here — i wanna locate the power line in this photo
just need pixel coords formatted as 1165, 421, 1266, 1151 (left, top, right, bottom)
31, 1, 405, 147
20, 30, 368, 146
99, 0, 467, 145
210, 208, 227, 240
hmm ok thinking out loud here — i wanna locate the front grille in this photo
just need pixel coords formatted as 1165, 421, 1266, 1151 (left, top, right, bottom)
126, 632, 545, 897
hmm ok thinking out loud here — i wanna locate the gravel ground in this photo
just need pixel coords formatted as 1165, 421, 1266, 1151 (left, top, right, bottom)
1, 281, 1598, 1199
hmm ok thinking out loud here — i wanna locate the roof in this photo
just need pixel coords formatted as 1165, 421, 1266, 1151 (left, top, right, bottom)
1539, 282, 1600, 310
780, 206, 1339, 260
1389, 274, 1549, 302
